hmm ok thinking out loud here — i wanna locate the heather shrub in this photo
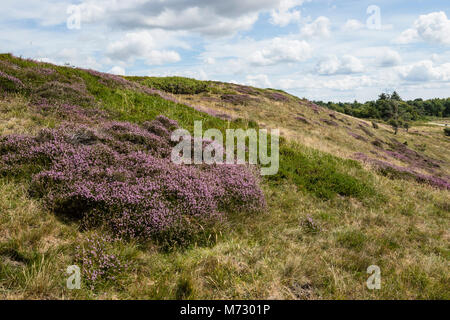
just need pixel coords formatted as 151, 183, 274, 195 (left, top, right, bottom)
295, 116, 310, 124
266, 91, 289, 102
33, 101, 108, 123
75, 234, 129, 288
353, 153, 450, 190
302, 215, 320, 234
0, 70, 24, 93
234, 85, 260, 96
0, 115, 265, 246
321, 119, 339, 127
221, 94, 256, 105
347, 131, 368, 142
33, 80, 95, 106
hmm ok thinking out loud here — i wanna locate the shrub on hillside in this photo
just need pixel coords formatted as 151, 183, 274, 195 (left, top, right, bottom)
269, 144, 376, 200
444, 127, 450, 136
353, 153, 450, 190
220, 94, 255, 105
0, 70, 24, 93
0, 115, 265, 246
137, 77, 209, 95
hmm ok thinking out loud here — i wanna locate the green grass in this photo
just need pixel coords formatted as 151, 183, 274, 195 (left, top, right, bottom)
126, 76, 209, 95
270, 143, 378, 201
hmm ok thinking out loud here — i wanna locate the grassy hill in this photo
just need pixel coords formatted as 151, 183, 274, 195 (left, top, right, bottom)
0, 54, 448, 299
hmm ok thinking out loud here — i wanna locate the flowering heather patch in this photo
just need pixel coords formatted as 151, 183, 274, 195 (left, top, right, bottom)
0, 70, 25, 92
302, 215, 320, 234
234, 85, 260, 96
0, 115, 265, 244
295, 116, 310, 124
33, 101, 109, 123
307, 102, 321, 114
75, 234, 128, 287
266, 92, 289, 102
353, 153, 450, 190
25, 66, 55, 76
321, 119, 339, 127
329, 113, 337, 120
386, 139, 441, 171
347, 131, 368, 142
221, 94, 256, 105
32, 80, 95, 106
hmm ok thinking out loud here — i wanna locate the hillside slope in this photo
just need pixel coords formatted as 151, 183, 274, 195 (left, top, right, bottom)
0, 54, 448, 299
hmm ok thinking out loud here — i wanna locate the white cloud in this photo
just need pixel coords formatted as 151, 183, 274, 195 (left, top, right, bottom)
316, 55, 364, 75
342, 19, 364, 31
277, 74, 380, 91
106, 31, 181, 65
204, 57, 216, 65
398, 60, 450, 81
395, 11, 450, 45
377, 49, 402, 67
270, 0, 306, 27
246, 74, 272, 88
68, 0, 313, 37
108, 66, 126, 76
300, 16, 331, 38
248, 37, 312, 66
395, 28, 420, 44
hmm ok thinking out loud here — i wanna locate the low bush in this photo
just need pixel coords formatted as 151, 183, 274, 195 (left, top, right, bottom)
268, 143, 376, 200
129, 76, 209, 95
0, 115, 265, 246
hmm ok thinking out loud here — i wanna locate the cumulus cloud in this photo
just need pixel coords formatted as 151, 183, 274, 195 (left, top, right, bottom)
342, 19, 365, 31
277, 74, 379, 91
377, 49, 402, 67
395, 11, 450, 45
248, 38, 312, 66
108, 66, 126, 76
316, 55, 364, 75
270, 0, 307, 26
300, 16, 331, 38
67, 0, 311, 37
398, 60, 450, 81
246, 74, 272, 88
106, 31, 181, 65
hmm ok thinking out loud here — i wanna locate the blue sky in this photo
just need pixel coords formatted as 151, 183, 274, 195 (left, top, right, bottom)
1, 0, 449, 102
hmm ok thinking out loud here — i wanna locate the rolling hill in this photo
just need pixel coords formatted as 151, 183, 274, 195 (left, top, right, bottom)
0, 53, 448, 299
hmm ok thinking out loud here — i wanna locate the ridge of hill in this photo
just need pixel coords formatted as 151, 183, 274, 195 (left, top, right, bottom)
0, 54, 448, 299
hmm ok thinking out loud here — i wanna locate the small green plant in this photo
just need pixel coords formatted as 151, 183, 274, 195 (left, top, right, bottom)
444, 127, 450, 136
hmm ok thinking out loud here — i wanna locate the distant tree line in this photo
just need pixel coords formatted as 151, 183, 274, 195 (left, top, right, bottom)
315, 92, 450, 123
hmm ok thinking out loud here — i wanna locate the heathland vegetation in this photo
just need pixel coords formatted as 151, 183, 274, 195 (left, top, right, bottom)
0, 54, 448, 299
